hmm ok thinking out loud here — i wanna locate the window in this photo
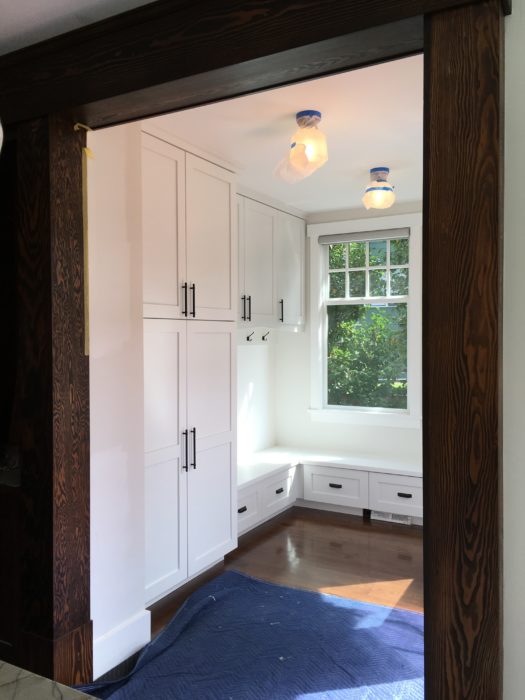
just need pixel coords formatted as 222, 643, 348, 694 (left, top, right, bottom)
309, 214, 422, 428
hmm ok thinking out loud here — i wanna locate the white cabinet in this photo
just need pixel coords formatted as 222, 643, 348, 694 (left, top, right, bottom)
237, 194, 305, 327
142, 135, 186, 319
303, 464, 369, 509
275, 212, 305, 327
142, 134, 236, 321
369, 472, 423, 518
144, 319, 237, 604
238, 196, 277, 325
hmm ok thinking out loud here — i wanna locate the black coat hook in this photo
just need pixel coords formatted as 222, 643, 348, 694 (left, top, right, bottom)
246, 331, 254, 342
262, 331, 270, 341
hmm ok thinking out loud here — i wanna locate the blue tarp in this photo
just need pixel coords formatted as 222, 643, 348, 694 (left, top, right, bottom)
79, 570, 424, 699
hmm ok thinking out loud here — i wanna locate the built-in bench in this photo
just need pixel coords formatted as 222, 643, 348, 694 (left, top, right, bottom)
237, 447, 422, 535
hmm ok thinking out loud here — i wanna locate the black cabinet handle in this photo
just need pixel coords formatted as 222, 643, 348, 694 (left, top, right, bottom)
275, 487, 284, 495
279, 298, 284, 323
182, 283, 188, 317
247, 295, 252, 321
190, 284, 196, 317
241, 295, 246, 321
329, 483, 342, 489
238, 505, 247, 514
182, 429, 188, 471
191, 427, 197, 469
397, 492, 413, 499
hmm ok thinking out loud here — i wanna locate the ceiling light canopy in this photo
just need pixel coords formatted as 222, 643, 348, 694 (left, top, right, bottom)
275, 110, 328, 183
362, 167, 396, 210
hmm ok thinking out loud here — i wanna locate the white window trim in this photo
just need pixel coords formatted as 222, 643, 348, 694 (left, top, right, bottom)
308, 213, 422, 429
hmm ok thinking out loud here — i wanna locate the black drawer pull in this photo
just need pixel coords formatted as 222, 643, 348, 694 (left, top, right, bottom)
238, 505, 247, 514
329, 483, 342, 489
397, 492, 413, 499
275, 487, 284, 495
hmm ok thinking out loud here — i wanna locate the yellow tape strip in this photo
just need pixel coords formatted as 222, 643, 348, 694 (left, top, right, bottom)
82, 145, 92, 356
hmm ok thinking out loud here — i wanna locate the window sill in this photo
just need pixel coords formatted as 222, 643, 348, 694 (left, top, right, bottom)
308, 408, 422, 429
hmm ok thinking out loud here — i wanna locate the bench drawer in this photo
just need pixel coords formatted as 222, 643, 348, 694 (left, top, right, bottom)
237, 487, 260, 534
369, 472, 422, 517
303, 464, 369, 508
261, 468, 297, 516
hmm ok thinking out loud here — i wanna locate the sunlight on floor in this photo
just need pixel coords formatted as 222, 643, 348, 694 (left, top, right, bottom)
317, 578, 415, 610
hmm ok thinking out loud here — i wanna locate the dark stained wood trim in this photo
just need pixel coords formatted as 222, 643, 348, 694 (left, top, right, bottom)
0, 0, 509, 128
423, 0, 502, 696
9, 115, 92, 685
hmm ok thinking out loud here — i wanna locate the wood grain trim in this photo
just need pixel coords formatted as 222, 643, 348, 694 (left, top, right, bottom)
0, 0, 509, 128
423, 0, 503, 696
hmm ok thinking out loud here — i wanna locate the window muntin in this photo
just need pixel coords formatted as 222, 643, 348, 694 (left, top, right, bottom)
325, 235, 410, 411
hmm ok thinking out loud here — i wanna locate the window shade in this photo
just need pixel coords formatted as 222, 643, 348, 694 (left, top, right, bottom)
319, 227, 410, 245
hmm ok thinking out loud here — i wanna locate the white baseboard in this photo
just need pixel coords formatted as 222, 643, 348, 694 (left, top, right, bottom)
296, 499, 363, 517
93, 609, 151, 680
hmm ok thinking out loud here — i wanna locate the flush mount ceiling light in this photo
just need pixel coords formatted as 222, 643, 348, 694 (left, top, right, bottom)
362, 167, 396, 209
274, 110, 328, 183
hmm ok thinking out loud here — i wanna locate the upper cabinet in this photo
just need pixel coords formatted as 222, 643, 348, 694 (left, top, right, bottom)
238, 197, 277, 326
238, 194, 305, 328
142, 133, 237, 321
275, 212, 306, 328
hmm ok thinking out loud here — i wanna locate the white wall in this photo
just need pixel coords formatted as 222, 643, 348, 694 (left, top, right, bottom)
87, 124, 150, 679
237, 336, 275, 462
503, 2, 525, 697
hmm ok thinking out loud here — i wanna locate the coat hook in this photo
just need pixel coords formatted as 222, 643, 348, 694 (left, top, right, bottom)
246, 331, 254, 342
262, 331, 270, 341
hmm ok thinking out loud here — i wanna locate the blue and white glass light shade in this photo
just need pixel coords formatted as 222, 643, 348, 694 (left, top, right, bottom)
362, 167, 396, 210
275, 110, 328, 183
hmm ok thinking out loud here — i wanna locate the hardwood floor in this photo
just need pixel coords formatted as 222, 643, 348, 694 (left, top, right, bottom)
150, 507, 423, 637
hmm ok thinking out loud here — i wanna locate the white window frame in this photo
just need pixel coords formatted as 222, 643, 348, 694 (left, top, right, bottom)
308, 213, 422, 428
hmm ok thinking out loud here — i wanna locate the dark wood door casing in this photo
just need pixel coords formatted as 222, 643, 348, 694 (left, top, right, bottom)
0, 0, 505, 693
423, 1, 503, 696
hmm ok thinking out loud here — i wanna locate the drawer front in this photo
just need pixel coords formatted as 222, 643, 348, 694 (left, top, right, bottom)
261, 468, 297, 515
303, 465, 369, 508
237, 487, 260, 534
369, 472, 423, 517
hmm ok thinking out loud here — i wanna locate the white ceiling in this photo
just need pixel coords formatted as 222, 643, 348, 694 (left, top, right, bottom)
147, 56, 423, 215
0, 0, 157, 55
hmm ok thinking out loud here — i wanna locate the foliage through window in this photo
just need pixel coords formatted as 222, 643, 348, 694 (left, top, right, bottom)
325, 235, 409, 410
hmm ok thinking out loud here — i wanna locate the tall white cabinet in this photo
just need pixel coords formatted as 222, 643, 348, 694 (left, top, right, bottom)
142, 131, 237, 605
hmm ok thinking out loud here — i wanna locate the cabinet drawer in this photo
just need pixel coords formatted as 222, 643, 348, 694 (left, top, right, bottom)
261, 468, 297, 515
369, 472, 422, 517
237, 487, 260, 534
303, 464, 369, 508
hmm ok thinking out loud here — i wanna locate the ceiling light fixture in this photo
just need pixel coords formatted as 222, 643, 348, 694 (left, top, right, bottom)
275, 110, 328, 183
362, 167, 396, 210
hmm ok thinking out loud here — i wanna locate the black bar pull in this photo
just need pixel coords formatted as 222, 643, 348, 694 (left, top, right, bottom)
190, 284, 196, 317
182, 283, 188, 317
329, 483, 342, 489
247, 295, 252, 321
275, 487, 284, 495
238, 505, 247, 514
182, 430, 188, 471
241, 295, 246, 321
191, 427, 197, 469
397, 492, 413, 499
279, 298, 284, 323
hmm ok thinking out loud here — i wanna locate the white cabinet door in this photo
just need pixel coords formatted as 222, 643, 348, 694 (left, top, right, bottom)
143, 319, 188, 603
186, 321, 237, 576
142, 134, 186, 319
275, 212, 305, 327
242, 197, 276, 326
237, 195, 247, 323
186, 154, 237, 321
